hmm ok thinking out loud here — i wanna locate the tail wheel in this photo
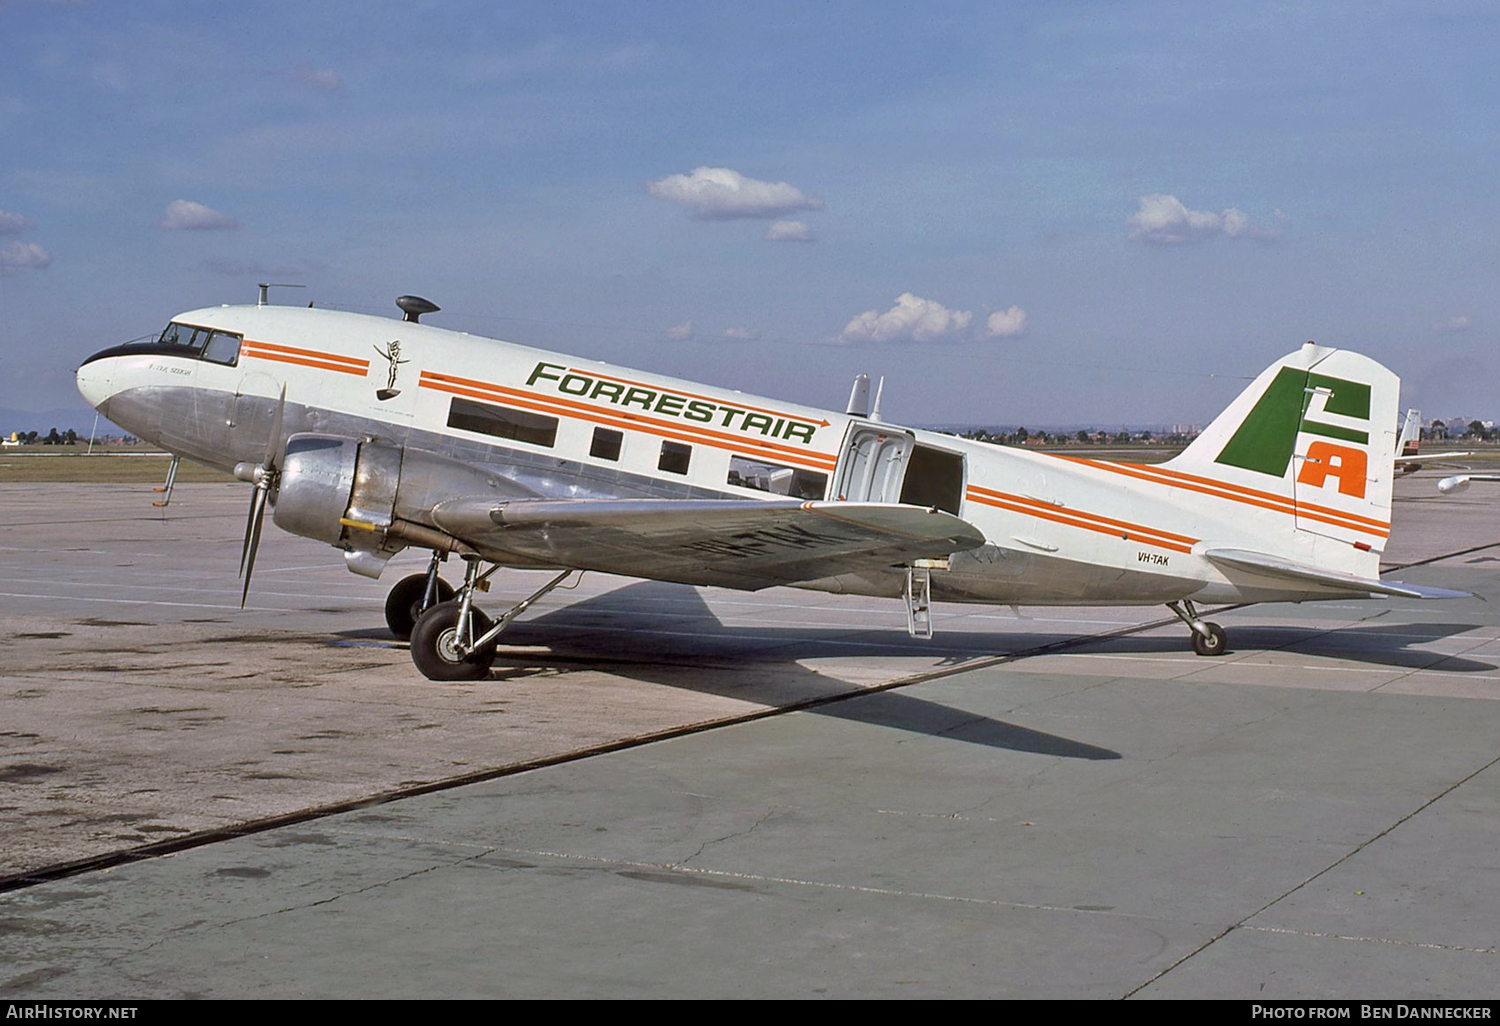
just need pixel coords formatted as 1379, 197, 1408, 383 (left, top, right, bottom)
410, 601, 496, 681
1191, 622, 1228, 657
385, 573, 455, 640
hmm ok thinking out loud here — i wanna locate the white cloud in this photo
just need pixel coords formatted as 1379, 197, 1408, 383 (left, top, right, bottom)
985, 306, 1028, 338
666, 320, 693, 340
0, 210, 34, 235
0, 241, 52, 273
841, 293, 974, 344
1127, 194, 1280, 245
160, 199, 238, 231
1434, 315, 1472, 332
647, 167, 822, 221
765, 220, 815, 242
723, 326, 759, 341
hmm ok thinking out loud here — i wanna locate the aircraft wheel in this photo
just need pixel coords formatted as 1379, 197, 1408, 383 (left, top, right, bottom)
1191, 622, 1227, 657
410, 601, 496, 681
385, 573, 455, 640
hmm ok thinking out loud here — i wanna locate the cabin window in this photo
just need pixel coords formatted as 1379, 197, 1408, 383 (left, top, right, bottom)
447, 397, 558, 448
590, 427, 623, 461
201, 331, 242, 366
727, 455, 827, 499
658, 440, 692, 475
899, 444, 965, 515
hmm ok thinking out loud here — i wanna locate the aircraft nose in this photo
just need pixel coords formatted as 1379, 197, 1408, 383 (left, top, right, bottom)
75, 350, 117, 410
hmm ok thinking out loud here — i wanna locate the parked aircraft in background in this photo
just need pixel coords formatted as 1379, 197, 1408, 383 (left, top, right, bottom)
76, 293, 1460, 679
1394, 409, 1471, 475
1438, 473, 1500, 494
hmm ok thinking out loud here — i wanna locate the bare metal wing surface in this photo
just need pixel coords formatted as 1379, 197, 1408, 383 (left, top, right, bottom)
429, 497, 986, 590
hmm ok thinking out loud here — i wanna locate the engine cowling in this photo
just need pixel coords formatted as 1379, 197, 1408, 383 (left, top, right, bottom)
272, 433, 538, 576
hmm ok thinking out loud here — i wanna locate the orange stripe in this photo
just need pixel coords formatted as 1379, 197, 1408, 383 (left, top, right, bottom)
1051, 454, 1391, 531
421, 371, 837, 470
243, 349, 368, 376
965, 490, 1196, 554
1044, 454, 1389, 538
567, 367, 829, 428
243, 339, 369, 371
968, 485, 1199, 545
422, 377, 837, 473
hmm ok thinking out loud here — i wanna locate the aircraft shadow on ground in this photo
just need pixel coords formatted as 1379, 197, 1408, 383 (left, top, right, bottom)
484, 579, 1496, 674
489, 580, 1121, 761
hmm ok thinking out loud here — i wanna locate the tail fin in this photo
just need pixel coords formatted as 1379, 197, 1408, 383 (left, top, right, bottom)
1165, 341, 1399, 573
1398, 408, 1421, 457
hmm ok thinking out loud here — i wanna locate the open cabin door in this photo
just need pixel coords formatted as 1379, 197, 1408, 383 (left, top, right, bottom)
831, 421, 967, 516
832, 422, 914, 504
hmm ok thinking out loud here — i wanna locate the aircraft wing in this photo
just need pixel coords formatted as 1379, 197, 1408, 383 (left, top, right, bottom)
1203, 548, 1468, 600
1439, 474, 1500, 494
428, 497, 987, 590
1400, 451, 1474, 463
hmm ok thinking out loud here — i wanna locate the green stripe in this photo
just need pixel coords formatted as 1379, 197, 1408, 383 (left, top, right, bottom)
1308, 373, 1370, 420
1302, 420, 1369, 444
1216, 367, 1306, 477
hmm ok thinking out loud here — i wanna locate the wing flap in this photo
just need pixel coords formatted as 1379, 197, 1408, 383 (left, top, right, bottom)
430, 497, 986, 589
1204, 547, 1467, 599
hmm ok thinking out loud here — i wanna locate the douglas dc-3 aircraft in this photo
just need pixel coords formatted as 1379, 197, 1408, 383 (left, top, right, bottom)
76, 292, 1460, 680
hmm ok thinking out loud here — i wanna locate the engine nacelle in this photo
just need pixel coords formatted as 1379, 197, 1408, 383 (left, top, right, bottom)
273, 433, 537, 576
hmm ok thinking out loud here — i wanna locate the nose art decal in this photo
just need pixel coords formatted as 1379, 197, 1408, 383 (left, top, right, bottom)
373, 339, 408, 401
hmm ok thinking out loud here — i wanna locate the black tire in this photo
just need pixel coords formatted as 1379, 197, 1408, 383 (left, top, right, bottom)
1191, 622, 1227, 657
385, 573, 455, 640
410, 601, 496, 681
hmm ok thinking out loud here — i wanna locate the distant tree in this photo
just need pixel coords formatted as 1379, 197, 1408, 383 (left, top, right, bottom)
43, 427, 61, 445
1468, 420, 1486, 439
1014, 427, 1029, 444
64, 428, 77, 445
1076, 429, 1089, 443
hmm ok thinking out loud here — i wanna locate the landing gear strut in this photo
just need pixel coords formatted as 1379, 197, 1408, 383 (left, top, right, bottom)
1166, 599, 1228, 656
384, 550, 455, 640
408, 559, 575, 681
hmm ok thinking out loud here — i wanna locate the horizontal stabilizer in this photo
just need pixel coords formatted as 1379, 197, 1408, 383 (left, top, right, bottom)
1203, 547, 1467, 600
430, 497, 986, 590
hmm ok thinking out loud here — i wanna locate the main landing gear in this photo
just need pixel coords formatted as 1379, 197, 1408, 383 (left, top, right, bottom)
1166, 599, 1228, 657
384, 551, 456, 640
407, 558, 575, 681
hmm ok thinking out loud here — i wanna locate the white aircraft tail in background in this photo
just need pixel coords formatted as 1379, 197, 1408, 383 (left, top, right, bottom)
1395, 408, 1472, 475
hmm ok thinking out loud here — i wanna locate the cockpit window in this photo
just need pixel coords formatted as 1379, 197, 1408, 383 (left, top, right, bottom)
153, 321, 242, 366
202, 331, 241, 365
158, 322, 206, 349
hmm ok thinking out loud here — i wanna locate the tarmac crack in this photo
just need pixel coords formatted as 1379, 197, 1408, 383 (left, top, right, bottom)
677, 807, 780, 868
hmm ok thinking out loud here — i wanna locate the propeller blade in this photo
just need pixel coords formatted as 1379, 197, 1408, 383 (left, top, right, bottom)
240, 482, 268, 608
263, 384, 287, 471
238, 385, 287, 603
238, 482, 260, 577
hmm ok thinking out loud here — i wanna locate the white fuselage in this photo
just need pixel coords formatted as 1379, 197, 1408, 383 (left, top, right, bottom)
77, 304, 1396, 607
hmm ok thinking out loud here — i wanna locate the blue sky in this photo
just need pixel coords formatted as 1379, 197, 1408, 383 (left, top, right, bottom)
2, 0, 1497, 429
